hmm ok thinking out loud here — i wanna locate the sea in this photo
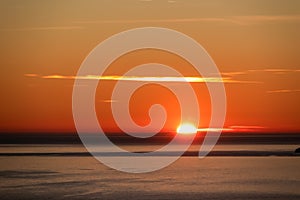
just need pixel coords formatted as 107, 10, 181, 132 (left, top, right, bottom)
0, 141, 299, 200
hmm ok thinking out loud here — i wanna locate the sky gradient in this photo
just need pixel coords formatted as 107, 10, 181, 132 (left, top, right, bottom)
0, 0, 299, 133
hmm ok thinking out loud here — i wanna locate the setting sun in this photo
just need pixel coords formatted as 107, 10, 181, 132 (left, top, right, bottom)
176, 123, 198, 134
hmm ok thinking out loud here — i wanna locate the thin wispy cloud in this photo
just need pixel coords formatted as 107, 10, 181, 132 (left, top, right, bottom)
0, 26, 84, 32
197, 128, 233, 132
99, 99, 118, 103
24, 73, 263, 84
27, 74, 227, 83
220, 71, 248, 77
73, 18, 235, 25
247, 68, 299, 73
229, 125, 266, 129
234, 15, 300, 24
73, 15, 300, 26
220, 68, 300, 77
4, 14, 298, 33
219, 68, 300, 93
228, 125, 268, 132
24, 73, 39, 77
25, 67, 299, 87
228, 125, 267, 132
197, 125, 267, 133
267, 89, 300, 94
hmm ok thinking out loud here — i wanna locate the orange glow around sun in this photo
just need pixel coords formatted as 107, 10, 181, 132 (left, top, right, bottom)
177, 123, 198, 135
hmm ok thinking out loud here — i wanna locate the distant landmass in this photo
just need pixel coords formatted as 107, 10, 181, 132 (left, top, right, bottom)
0, 132, 299, 145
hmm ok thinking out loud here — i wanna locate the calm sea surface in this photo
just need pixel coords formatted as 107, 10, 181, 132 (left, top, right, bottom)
0, 144, 299, 200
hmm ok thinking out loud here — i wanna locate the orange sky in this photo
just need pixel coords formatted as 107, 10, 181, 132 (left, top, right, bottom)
0, 0, 299, 133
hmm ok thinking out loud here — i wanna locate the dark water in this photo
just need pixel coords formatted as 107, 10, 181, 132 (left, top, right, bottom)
0, 144, 299, 200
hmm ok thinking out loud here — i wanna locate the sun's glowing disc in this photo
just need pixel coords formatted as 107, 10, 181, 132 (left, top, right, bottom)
177, 123, 198, 134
